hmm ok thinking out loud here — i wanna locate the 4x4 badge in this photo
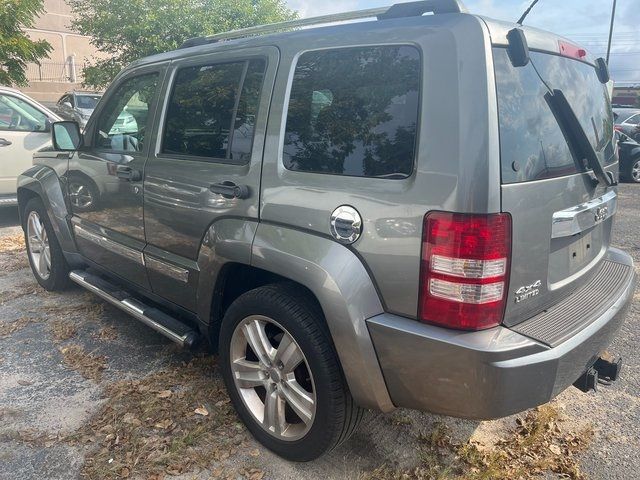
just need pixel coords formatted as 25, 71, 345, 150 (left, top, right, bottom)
515, 280, 542, 303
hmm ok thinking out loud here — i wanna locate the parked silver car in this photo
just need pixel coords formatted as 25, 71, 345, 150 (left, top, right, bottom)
54, 91, 103, 128
16, 0, 636, 461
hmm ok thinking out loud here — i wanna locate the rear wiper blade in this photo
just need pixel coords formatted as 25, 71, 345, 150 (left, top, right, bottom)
544, 89, 616, 187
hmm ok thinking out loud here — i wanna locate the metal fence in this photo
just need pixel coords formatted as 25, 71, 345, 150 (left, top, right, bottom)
24, 61, 85, 83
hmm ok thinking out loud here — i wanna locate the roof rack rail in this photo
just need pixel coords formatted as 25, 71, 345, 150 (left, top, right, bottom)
180, 0, 467, 49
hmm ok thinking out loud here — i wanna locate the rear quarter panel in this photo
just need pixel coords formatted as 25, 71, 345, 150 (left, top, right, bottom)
261, 14, 500, 318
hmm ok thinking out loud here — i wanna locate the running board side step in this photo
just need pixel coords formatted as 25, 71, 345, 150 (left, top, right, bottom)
69, 270, 200, 348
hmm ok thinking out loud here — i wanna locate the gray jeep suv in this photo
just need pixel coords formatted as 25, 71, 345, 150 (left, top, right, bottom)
17, 0, 637, 461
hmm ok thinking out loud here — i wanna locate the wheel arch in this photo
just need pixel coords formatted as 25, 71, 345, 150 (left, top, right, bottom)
245, 223, 394, 412
17, 166, 80, 263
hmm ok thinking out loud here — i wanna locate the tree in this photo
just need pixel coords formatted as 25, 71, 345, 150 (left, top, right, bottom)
68, 0, 296, 89
0, 0, 51, 86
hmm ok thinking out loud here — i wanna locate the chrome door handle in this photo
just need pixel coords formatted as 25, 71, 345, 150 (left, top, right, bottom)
116, 165, 142, 182
209, 182, 250, 199
0, 138, 12, 147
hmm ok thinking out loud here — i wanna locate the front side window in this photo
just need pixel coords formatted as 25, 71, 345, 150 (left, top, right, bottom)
283, 45, 421, 178
95, 73, 159, 152
0, 94, 48, 132
162, 59, 266, 163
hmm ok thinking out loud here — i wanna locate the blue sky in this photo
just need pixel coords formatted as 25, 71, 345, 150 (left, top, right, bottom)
285, 0, 640, 85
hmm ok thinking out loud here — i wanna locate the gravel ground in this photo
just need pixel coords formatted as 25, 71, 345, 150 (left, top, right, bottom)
0, 184, 638, 480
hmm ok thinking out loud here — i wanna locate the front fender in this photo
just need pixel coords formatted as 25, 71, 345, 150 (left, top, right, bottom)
17, 166, 79, 260
251, 223, 395, 412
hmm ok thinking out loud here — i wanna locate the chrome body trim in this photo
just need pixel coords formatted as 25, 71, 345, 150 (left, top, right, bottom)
73, 224, 145, 265
551, 190, 617, 239
145, 255, 190, 284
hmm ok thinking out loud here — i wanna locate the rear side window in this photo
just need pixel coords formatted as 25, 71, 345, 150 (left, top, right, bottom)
283, 46, 421, 178
163, 59, 266, 163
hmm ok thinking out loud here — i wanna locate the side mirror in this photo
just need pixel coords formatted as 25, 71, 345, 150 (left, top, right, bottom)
52, 121, 82, 151
62, 101, 72, 108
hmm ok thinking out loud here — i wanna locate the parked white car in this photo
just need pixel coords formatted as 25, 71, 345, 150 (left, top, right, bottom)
0, 87, 60, 206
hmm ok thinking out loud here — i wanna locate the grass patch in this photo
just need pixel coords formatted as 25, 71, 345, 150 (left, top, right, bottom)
362, 406, 592, 480
75, 356, 243, 479
0, 233, 25, 252
36, 302, 104, 322
60, 345, 107, 382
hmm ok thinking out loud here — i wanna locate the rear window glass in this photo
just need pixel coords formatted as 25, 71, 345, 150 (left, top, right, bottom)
163, 59, 265, 163
494, 48, 615, 184
283, 46, 421, 178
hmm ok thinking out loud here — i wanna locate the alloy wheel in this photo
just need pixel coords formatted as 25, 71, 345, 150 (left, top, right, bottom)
229, 315, 316, 441
26, 211, 51, 280
632, 160, 640, 182
69, 181, 94, 209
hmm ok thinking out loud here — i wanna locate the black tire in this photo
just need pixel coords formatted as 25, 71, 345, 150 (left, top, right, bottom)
624, 157, 640, 183
219, 283, 364, 461
23, 197, 70, 291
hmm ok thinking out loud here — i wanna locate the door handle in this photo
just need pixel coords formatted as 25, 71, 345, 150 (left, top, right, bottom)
209, 182, 250, 199
116, 165, 142, 181
0, 138, 12, 147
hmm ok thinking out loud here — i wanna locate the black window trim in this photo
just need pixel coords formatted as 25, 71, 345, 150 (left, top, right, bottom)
157, 55, 268, 166
90, 68, 164, 156
0, 92, 51, 133
279, 42, 423, 180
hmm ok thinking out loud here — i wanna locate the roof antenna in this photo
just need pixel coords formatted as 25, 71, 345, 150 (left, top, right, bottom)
517, 0, 540, 25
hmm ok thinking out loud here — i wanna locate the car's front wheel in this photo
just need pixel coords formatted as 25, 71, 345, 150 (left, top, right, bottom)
23, 197, 70, 291
219, 283, 364, 461
625, 157, 640, 183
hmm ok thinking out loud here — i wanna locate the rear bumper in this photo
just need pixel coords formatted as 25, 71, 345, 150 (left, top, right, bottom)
367, 248, 636, 419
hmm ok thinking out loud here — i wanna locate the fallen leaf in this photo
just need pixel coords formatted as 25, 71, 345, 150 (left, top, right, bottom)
549, 444, 562, 455
194, 406, 209, 416
157, 390, 172, 399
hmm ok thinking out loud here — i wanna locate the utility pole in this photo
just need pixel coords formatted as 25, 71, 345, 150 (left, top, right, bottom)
606, 0, 617, 65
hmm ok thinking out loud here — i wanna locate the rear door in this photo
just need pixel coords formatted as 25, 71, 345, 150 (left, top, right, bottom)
494, 47, 618, 326
142, 47, 277, 310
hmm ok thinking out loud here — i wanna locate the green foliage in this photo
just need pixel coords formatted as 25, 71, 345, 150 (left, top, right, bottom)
68, 0, 297, 89
0, 0, 52, 86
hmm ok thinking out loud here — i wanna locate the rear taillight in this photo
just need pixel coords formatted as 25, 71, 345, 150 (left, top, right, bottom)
419, 212, 512, 331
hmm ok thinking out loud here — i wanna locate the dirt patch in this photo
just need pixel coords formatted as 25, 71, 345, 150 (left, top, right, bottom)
0, 283, 39, 304
36, 302, 104, 322
364, 406, 592, 480
93, 326, 118, 341
49, 319, 77, 341
60, 345, 108, 382
0, 317, 36, 338
74, 356, 244, 480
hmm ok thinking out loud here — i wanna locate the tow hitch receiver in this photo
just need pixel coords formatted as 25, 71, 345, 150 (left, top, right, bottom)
573, 356, 623, 393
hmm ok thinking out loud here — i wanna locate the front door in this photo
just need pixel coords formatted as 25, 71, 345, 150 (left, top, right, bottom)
0, 92, 52, 196
69, 65, 166, 289
142, 47, 278, 310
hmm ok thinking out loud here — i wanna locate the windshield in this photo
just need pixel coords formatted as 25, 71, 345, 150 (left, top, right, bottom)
494, 48, 615, 184
76, 95, 101, 110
